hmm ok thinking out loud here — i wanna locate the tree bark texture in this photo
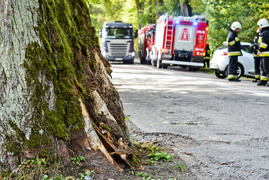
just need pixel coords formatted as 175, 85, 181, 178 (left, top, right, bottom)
0, 0, 132, 172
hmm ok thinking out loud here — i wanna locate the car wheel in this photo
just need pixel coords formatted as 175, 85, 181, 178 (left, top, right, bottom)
224, 63, 244, 78
237, 63, 244, 78
215, 71, 227, 79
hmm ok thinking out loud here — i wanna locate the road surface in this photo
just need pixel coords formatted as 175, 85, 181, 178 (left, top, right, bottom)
110, 59, 269, 179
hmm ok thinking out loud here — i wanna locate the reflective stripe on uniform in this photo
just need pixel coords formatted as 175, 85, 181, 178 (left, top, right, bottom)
258, 37, 262, 43
228, 75, 237, 79
229, 40, 235, 46
253, 54, 258, 57
260, 42, 268, 49
259, 51, 269, 57
261, 76, 268, 81
235, 37, 240, 42
255, 75, 260, 79
228, 51, 241, 56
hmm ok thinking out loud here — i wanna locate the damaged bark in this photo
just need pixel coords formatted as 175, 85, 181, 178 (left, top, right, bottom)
0, 0, 133, 173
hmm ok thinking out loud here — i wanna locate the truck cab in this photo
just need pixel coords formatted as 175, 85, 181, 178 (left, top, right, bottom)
99, 21, 136, 64
138, 24, 156, 64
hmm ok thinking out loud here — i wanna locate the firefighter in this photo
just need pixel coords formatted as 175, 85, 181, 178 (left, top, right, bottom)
257, 18, 269, 86
203, 43, 210, 68
227, 22, 242, 81
250, 28, 261, 82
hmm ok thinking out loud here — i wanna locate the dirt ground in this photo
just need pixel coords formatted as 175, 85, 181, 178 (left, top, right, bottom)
89, 121, 194, 180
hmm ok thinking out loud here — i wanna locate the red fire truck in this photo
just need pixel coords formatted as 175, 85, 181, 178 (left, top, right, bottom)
138, 24, 156, 64
148, 14, 208, 69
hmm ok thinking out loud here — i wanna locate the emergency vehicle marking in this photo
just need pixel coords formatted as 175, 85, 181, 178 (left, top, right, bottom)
196, 30, 206, 34
195, 48, 204, 51
178, 27, 192, 42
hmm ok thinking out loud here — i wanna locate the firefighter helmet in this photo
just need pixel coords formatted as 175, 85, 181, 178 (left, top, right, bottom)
257, 18, 269, 29
231, 22, 241, 31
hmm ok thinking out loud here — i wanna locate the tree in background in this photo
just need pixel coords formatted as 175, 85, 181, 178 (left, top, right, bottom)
89, 0, 205, 30
206, 0, 269, 52
89, 0, 269, 55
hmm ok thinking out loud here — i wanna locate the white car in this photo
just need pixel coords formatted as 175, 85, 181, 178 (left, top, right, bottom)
210, 42, 255, 78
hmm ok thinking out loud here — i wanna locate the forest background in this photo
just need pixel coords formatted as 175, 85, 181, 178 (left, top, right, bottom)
88, 0, 269, 52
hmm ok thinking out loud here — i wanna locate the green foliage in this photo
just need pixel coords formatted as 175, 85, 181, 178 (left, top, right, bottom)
174, 162, 187, 172
149, 152, 173, 164
88, 0, 206, 31
87, 0, 138, 32
1, 156, 93, 179
71, 155, 86, 165
89, 0, 269, 55
5, 157, 48, 179
78, 170, 95, 180
205, 0, 269, 52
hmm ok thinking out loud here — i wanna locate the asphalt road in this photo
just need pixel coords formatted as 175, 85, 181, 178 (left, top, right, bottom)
110, 59, 269, 180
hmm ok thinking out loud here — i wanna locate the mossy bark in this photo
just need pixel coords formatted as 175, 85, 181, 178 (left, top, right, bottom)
0, 0, 132, 173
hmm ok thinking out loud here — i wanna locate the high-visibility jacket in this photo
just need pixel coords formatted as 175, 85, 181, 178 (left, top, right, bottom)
227, 29, 242, 56
258, 27, 269, 57
204, 45, 210, 60
250, 35, 259, 57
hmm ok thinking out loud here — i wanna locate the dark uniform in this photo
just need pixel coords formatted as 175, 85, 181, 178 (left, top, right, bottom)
258, 27, 269, 85
227, 29, 242, 81
203, 44, 210, 68
250, 35, 260, 81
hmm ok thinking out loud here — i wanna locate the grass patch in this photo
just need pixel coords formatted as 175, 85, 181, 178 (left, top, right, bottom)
0, 156, 94, 180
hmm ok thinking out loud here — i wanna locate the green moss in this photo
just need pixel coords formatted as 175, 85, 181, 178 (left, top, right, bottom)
100, 124, 111, 132
0, 170, 11, 178
5, 0, 100, 161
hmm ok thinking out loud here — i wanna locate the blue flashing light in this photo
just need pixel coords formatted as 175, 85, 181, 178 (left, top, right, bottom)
176, 20, 180, 24
193, 22, 198, 26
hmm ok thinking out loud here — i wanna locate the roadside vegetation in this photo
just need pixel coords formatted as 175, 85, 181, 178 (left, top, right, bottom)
0, 141, 187, 180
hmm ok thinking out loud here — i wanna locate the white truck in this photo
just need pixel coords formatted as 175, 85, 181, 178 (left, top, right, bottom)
99, 21, 136, 64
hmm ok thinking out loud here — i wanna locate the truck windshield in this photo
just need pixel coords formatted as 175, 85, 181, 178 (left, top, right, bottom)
106, 28, 133, 39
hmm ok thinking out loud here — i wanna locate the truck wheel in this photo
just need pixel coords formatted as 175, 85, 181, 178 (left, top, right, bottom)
186, 67, 198, 71
123, 60, 134, 64
215, 71, 227, 79
140, 57, 146, 64
162, 65, 168, 69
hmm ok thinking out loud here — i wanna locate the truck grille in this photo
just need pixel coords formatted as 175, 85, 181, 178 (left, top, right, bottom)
109, 43, 128, 57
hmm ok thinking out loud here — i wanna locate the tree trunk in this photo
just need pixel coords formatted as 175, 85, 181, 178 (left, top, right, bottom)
180, 0, 192, 16
135, 0, 143, 28
0, 0, 132, 173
